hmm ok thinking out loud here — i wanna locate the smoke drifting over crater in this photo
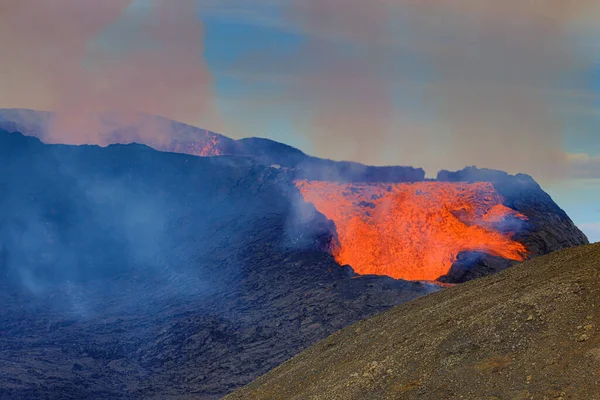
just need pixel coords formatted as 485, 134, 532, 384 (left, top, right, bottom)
0, 0, 215, 144
210, 0, 600, 179
1, 1, 599, 179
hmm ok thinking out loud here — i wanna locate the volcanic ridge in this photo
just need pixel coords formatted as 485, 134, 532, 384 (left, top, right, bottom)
0, 109, 590, 398
0, 109, 588, 283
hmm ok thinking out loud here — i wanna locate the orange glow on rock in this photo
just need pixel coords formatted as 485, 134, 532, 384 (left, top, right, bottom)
193, 134, 222, 157
295, 180, 527, 281
172, 132, 222, 157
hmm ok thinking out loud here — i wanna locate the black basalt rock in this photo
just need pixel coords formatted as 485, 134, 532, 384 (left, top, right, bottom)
437, 166, 589, 283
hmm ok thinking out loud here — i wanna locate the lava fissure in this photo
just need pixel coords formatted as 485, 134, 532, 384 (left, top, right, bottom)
295, 180, 528, 281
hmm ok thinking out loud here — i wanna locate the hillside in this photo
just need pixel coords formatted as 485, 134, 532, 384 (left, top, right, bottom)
0, 130, 437, 399
0, 125, 588, 398
227, 243, 600, 400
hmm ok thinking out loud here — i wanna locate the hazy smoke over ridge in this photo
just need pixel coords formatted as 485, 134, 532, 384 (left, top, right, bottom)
300, 1, 598, 178
216, 0, 599, 179
0, 0, 215, 144
1, 1, 598, 179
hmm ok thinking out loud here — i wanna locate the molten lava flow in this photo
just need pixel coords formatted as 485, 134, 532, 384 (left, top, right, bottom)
193, 133, 222, 156
172, 132, 222, 156
295, 180, 527, 281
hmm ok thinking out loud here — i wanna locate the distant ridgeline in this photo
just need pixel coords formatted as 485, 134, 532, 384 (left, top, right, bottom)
0, 108, 425, 182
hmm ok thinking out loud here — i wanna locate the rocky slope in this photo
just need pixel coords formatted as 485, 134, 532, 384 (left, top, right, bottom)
227, 243, 600, 400
0, 130, 437, 399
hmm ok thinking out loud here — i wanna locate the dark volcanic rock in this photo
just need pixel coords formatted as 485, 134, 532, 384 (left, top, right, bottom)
437, 166, 589, 283
438, 166, 589, 252
0, 130, 437, 399
439, 252, 517, 284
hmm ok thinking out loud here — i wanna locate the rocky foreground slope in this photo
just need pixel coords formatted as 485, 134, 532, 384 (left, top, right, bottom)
227, 243, 600, 400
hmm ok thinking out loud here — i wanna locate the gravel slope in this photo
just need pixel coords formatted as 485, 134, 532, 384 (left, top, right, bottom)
228, 243, 600, 400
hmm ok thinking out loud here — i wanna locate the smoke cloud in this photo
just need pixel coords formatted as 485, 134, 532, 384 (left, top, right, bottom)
1, 1, 599, 180
400, 1, 597, 179
216, 0, 600, 179
0, 0, 216, 145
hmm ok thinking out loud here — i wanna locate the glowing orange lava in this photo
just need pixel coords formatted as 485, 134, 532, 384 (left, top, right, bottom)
184, 132, 222, 156
295, 180, 527, 281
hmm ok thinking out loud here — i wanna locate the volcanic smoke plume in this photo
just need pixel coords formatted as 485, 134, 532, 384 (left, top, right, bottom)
296, 180, 527, 281
217, 0, 599, 179
0, 0, 216, 145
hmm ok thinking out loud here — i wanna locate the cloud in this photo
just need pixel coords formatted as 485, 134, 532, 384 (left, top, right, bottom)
568, 153, 600, 178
